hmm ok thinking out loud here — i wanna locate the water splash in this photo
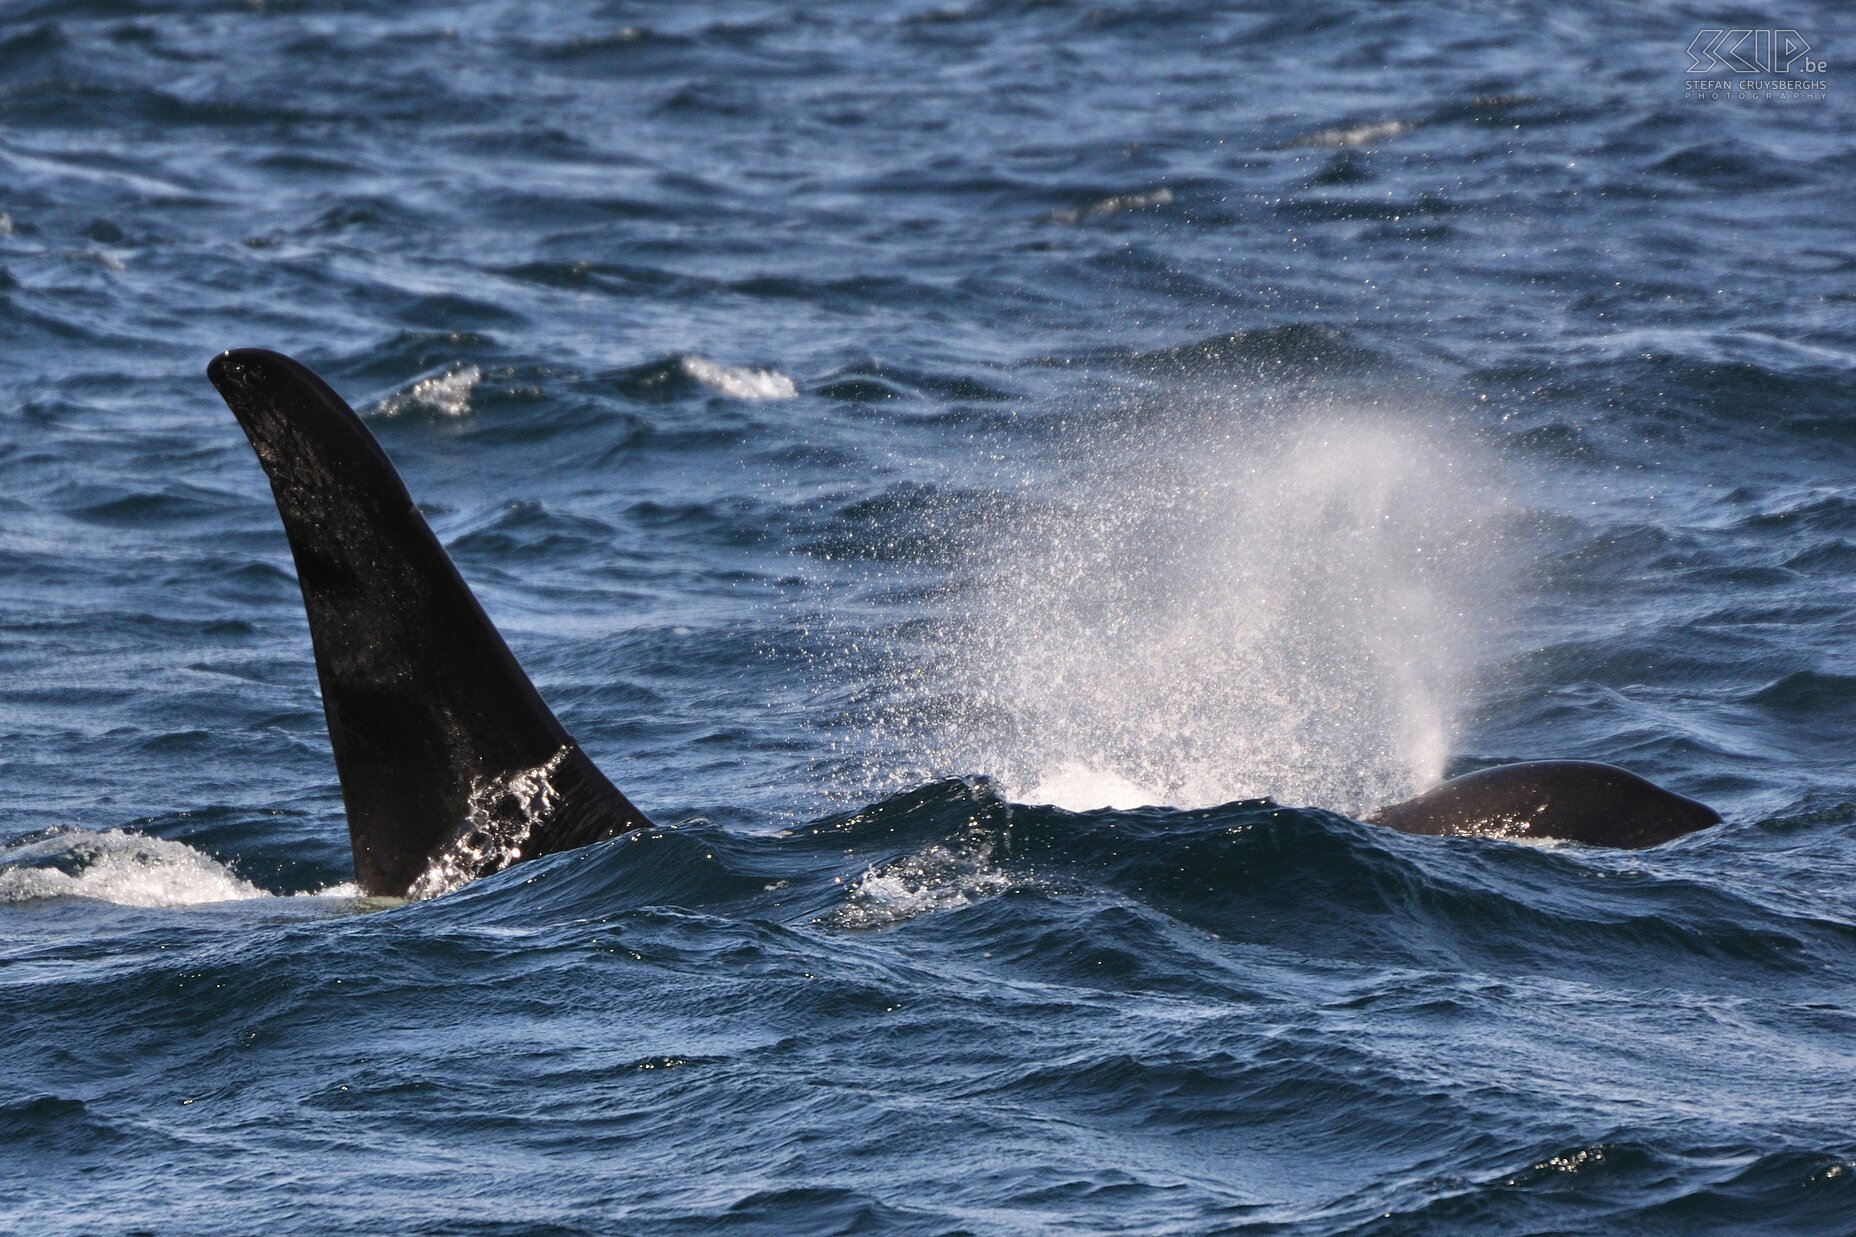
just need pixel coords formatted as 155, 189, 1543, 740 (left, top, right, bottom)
1025, 761, 1156, 811
679, 355, 798, 401
376, 364, 483, 416
871, 399, 1512, 818
0, 829, 362, 906
407, 747, 568, 900
0, 829, 266, 907
830, 820, 1012, 929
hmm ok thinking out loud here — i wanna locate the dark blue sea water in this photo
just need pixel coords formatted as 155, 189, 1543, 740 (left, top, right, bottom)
3, 2, 1855, 1232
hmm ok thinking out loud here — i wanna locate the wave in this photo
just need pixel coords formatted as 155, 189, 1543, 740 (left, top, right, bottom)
0, 828, 266, 907
677, 355, 797, 401
1084, 322, 1394, 380
372, 363, 483, 417
164, 777, 1825, 990
3, 776, 1840, 992
613, 353, 798, 401
0, 828, 354, 908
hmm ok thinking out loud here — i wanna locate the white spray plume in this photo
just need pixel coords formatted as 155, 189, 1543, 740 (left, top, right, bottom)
850, 396, 1512, 817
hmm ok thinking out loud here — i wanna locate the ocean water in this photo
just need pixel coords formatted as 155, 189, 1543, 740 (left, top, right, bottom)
3, 1, 1854, 1232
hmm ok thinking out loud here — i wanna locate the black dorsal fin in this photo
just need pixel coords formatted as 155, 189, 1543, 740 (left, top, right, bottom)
208, 348, 652, 897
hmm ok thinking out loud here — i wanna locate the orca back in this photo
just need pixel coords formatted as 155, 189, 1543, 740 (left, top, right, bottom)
1365, 760, 1720, 848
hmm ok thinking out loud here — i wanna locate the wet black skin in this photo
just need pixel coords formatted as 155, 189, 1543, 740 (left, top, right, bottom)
206, 350, 1722, 896
1365, 759, 1721, 848
208, 349, 653, 897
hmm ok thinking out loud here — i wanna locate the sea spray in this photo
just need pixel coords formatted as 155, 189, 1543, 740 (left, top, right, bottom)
817, 394, 1514, 817
0, 828, 267, 907
0, 828, 365, 906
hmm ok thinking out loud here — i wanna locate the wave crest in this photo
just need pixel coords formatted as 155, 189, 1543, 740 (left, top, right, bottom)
0, 828, 266, 908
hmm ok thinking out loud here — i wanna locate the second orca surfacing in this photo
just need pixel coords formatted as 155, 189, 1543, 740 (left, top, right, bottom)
206, 348, 1722, 899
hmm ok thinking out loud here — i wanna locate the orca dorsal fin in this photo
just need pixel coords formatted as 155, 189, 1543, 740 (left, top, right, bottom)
208, 348, 652, 897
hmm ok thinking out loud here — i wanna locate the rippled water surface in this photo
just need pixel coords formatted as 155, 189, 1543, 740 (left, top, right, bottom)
4, 2, 1855, 1232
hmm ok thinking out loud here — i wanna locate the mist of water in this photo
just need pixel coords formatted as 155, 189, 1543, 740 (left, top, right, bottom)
863, 396, 1514, 817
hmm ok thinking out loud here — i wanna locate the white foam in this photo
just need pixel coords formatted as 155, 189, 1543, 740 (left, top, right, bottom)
0, 829, 267, 908
679, 355, 798, 401
302, 882, 364, 898
831, 829, 1010, 929
377, 364, 483, 417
